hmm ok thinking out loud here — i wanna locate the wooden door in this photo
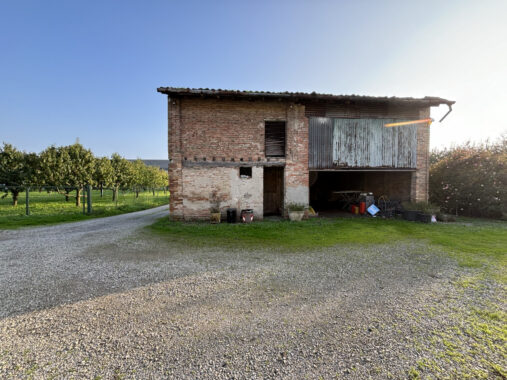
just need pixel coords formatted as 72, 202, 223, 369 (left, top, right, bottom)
263, 167, 284, 215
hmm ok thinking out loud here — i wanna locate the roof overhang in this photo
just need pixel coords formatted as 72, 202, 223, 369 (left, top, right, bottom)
157, 87, 455, 107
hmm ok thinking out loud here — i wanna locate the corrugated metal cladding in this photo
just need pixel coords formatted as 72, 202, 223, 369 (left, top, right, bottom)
308, 117, 418, 169
309, 117, 333, 169
304, 102, 421, 119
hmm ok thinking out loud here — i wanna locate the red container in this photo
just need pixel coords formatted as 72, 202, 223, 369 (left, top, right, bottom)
350, 205, 359, 214
241, 209, 254, 223
359, 201, 366, 215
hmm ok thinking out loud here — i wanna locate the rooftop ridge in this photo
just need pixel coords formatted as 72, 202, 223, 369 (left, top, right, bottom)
157, 87, 454, 106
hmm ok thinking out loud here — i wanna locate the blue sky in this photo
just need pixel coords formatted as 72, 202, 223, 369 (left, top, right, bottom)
1, 0, 506, 158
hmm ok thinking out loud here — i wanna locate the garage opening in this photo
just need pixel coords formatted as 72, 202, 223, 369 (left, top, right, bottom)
309, 170, 413, 213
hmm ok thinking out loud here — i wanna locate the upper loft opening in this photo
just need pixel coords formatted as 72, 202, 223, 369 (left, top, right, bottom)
265, 121, 286, 158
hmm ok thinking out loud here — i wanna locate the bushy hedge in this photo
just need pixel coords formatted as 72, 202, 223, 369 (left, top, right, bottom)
429, 136, 506, 219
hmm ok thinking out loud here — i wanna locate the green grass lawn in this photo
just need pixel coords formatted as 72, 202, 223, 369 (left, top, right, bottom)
0, 189, 169, 229
149, 217, 507, 281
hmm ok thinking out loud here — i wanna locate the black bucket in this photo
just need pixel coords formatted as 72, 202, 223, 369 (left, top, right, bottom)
226, 208, 237, 223
403, 210, 419, 221
417, 213, 432, 223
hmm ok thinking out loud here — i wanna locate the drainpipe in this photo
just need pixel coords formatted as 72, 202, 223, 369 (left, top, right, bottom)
439, 104, 453, 122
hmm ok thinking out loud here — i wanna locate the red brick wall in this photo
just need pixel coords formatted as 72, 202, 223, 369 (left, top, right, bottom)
168, 97, 183, 219
411, 107, 431, 202
284, 103, 309, 207
167, 96, 429, 220
168, 97, 308, 220
179, 98, 287, 160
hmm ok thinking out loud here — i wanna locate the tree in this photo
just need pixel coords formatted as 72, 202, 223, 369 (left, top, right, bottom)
111, 153, 133, 201
93, 157, 115, 197
148, 166, 168, 194
62, 143, 95, 206
0, 143, 37, 206
39, 145, 71, 200
130, 162, 169, 196
130, 159, 147, 198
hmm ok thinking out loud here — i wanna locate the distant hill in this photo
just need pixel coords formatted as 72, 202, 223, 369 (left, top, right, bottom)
128, 159, 169, 170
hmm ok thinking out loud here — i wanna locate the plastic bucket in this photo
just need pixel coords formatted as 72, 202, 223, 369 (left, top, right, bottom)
240, 209, 254, 223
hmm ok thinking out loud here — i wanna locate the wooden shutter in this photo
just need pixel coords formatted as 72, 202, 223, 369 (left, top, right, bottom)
265, 121, 286, 157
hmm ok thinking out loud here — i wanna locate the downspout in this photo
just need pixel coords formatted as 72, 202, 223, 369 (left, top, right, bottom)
439, 103, 453, 122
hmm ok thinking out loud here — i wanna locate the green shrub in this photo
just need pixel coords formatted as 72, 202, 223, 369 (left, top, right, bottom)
286, 203, 306, 212
429, 136, 506, 219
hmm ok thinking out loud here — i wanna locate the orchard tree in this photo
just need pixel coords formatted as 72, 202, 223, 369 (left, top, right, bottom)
111, 153, 133, 201
94, 156, 115, 197
39, 145, 72, 200
148, 166, 168, 195
62, 143, 95, 206
0, 143, 37, 206
131, 159, 147, 198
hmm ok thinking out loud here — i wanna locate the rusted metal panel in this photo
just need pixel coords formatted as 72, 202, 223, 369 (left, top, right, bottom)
309, 117, 333, 169
332, 118, 418, 168
308, 117, 418, 169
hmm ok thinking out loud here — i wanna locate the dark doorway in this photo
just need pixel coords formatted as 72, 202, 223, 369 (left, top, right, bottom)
309, 170, 413, 212
264, 167, 284, 216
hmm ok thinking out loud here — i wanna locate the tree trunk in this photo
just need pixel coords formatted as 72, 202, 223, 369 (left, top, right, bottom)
100, 184, 103, 197
152, 188, 155, 196
76, 188, 81, 207
12, 191, 19, 206
136, 189, 139, 198
113, 187, 117, 201
65, 190, 69, 202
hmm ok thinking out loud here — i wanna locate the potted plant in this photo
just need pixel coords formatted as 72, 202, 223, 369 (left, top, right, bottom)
209, 191, 221, 223
287, 203, 306, 221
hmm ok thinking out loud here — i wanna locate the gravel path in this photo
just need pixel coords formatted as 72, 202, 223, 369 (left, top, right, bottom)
0, 209, 504, 379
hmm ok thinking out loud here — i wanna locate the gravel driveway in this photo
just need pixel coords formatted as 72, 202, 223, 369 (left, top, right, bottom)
0, 208, 504, 379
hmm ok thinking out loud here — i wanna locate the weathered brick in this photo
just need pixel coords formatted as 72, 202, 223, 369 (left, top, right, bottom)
167, 96, 430, 220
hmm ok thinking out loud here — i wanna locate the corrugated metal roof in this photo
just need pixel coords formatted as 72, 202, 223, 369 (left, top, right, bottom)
157, 87, 454, 106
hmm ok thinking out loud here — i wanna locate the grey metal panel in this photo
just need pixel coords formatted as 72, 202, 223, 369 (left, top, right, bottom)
330, 118, 418, 169
309, 117, 333, 169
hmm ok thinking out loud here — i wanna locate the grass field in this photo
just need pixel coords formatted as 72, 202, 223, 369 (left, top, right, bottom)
149, 215, 507, 378
0, 189, 168, 229
149, 217, 507, 281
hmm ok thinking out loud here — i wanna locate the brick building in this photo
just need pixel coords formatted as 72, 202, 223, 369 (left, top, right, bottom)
157, 87, 454, 220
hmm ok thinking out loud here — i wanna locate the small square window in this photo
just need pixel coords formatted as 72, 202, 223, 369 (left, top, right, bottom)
239, 166, 252, 178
